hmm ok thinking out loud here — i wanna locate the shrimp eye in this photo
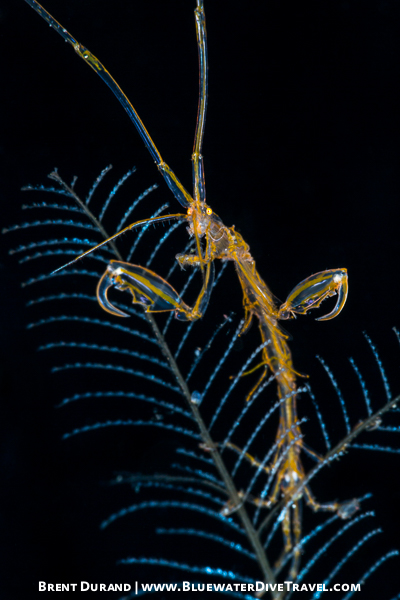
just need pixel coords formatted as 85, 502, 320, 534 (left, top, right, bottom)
206, 208, 212, 215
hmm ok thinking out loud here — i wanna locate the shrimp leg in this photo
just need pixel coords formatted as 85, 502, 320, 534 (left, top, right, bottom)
97, 259, 215, 322
279, 268, 348, 321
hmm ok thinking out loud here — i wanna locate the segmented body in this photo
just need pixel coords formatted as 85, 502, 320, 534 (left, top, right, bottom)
179, 205, 309, 567
227, 229, 304, 561
24, 0, 351, 581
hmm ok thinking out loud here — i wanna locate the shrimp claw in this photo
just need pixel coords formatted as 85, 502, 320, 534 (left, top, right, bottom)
97, 260, 187, 318
97, 259, 215, 321
278, 268, 348, 322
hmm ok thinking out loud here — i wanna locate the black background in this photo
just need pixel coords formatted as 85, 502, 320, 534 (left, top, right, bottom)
1, 1, 400, 598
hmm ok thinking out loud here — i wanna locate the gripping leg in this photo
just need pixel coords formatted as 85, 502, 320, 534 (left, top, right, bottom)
278, 268, 348, 321
97, 259, 214, 321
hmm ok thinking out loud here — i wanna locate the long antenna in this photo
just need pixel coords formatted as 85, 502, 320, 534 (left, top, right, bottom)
51, 214, 186, 274
192, 1, 208, 204
24, 0, 194, 209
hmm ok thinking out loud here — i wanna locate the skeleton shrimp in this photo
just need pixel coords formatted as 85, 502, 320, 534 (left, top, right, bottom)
24, 0, 353, 579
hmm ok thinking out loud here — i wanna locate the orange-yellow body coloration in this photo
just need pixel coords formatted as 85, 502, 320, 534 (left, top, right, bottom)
25, 0, 352, 580
95, 196, 350, 576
